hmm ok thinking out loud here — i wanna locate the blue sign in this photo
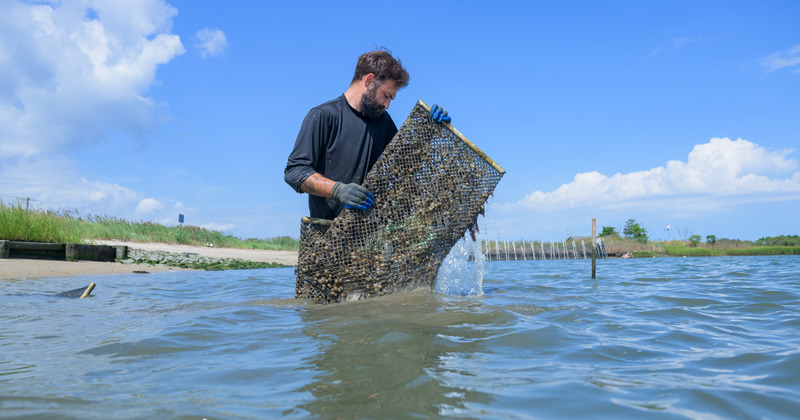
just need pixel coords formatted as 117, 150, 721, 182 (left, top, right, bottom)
178, 214, 184, 224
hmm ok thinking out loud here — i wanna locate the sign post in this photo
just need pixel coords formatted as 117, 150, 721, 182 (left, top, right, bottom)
592, 218, 597, 279
178, 214, 184, 244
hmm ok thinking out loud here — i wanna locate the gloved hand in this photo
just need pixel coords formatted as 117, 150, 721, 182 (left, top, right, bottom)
332, 182, 374, 210
430, 104, 452, 123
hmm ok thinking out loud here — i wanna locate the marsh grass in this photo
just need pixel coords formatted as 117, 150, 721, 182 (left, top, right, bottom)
484, 235, 799, 259
665, 246, 719, 257
602, 236, 664, 256
3, 202, 795, 257
720, 246, 800, 256
631, 251, 658, 258
0, 202, 299, 250
0, 202, 83, 243
665, 245, 800, 256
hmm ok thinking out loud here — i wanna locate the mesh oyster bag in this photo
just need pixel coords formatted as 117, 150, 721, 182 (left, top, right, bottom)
296, 100, 505, 303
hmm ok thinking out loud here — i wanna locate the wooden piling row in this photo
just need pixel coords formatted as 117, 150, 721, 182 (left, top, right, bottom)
0, 240, 127, 262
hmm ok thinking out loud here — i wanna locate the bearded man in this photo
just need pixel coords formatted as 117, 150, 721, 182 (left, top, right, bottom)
284, 49, 450, 219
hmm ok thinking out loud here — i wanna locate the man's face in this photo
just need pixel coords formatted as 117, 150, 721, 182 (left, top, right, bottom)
360, 79, 398, 119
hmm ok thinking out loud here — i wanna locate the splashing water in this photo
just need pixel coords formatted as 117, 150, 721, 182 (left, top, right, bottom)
434, 230, 485, 296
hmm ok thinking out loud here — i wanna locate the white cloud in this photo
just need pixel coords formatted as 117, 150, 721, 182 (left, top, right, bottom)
194, 28, 228, 58
499, 138, 800, 213
761, 43, 800, 72
135, 197, 164, 214
0, 0, 185, 158
0, 1, 190, 224
0, 156, 143, 214
649, 35, 724, 57
200, 222, 235, 232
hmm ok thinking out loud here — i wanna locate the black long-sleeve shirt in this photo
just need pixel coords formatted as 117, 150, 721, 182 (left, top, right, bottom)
284, 95, 398, 219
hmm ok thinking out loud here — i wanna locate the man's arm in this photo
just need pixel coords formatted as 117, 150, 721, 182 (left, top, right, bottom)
285, 108, 329, 193
300, 173, 335, 198
301, 172, 374, 210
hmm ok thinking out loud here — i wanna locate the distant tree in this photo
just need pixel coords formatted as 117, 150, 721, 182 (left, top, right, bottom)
623, 219, 649, 243
675, 225, 691, 242
706, 235, 717, 246
599, 226, 617, 237
689, 235, 702, 247
755, 235, 800, 246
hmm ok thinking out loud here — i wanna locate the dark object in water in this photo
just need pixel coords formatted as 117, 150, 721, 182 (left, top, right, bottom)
54, 282, 96, 298
295, 101, 505, 303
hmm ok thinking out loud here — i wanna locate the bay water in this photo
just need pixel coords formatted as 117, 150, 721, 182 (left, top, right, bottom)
2, 255, 799, 419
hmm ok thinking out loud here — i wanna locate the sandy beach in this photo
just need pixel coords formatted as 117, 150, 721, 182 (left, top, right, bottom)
0, 240, 298, 280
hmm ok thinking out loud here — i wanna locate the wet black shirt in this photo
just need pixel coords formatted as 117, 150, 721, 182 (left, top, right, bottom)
284, 95, 398, 219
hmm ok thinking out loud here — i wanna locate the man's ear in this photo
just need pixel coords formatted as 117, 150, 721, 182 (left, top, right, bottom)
363, 73, 375, 89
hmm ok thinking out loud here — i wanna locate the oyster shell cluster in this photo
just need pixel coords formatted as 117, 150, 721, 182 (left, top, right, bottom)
296, 101, 504, 303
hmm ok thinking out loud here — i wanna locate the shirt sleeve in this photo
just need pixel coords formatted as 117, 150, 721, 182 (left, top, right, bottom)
284, 108, 329, 193
385, 116, 398, 148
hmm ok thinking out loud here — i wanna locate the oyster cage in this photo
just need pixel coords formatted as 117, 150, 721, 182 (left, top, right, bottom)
296, 100, 505, 303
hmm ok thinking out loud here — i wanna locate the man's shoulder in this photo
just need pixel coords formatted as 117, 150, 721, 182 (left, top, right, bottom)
308, 95, 348, 116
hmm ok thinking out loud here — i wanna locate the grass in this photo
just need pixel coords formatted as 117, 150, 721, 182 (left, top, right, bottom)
631, 251, 658, 258
484, 234, 800, 259
4, 201, 797, 258
1, 202, 298, 251
0, 202, 84, 243
602, 236, 665, 256
665, 245, 800, 257
479, 234, 800, 258
718, 246, 800, 256
665, 246, 719, 257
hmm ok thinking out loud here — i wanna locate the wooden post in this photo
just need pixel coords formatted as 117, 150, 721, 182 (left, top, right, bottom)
66, 243, 79, 261
592, 218, 597, 279
0, 240, 8, 258
116, 245, 128, 261
80, 282, 96, 298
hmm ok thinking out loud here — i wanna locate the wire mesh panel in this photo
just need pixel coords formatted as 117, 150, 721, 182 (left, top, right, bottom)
295, 100, 505, 303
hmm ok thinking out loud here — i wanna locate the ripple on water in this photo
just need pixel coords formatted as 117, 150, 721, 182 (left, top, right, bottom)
1, 258, 799, 418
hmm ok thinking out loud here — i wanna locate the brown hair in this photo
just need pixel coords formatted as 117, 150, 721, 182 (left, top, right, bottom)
351, 49, 409, 89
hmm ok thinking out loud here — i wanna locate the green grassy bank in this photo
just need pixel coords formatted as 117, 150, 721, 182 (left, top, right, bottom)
4, 202, 797, 258
0, 202, 298, 251
665, 245, 800, 257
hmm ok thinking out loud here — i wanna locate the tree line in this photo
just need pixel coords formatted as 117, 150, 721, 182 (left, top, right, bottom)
599, 219, 653, 243
598, 219, 797, 247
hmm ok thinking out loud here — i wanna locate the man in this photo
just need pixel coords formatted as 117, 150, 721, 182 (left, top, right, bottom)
284, 49, 450, 220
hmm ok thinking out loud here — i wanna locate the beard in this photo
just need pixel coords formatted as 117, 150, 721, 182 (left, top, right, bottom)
360, 83, 385, 119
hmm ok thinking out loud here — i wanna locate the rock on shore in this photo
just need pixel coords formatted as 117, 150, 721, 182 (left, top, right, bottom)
121, 248, 286, 270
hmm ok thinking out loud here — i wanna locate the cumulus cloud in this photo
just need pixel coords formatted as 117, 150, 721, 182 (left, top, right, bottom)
194, 28, 228, 58
501, 138, 800, 213
0, 0, 193, 226
200, 222, 235, 232
0, 0, 185, 158
135, 197, 164, 214
761, 43, 800, 72
0, 156, 143, 214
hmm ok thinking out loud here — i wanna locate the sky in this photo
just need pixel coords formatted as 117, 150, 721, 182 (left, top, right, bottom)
1, 0, 799, 242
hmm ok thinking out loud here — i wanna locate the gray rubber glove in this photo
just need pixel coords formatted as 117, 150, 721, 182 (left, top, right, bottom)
332, 182, 375, 210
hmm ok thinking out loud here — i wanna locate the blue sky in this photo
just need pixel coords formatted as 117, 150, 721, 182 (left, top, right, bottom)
1, 0, 798, 242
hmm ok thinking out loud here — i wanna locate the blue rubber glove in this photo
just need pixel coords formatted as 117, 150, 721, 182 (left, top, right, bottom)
430, 104, 452, 123
332, 182, 374, 210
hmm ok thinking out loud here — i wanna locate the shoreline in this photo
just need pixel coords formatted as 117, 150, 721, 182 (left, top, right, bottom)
0, 240, 298, 280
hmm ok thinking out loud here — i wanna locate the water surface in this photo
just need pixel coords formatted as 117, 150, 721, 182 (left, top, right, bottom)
2, 256, 799, 419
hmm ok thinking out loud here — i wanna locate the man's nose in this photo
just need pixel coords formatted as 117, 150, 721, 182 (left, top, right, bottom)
383, 99, 391, 109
